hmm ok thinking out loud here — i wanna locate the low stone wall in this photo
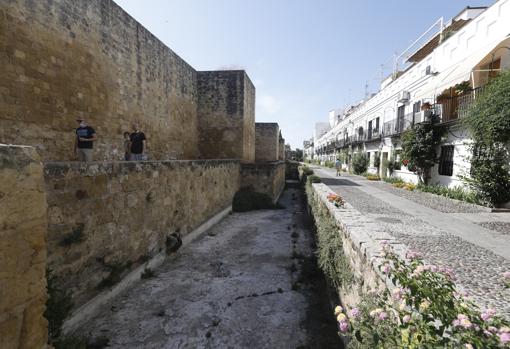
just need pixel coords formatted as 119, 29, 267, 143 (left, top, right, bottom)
44, 160, 241, 309
308, 183, 404, 308
240, 162, 286, 203
0, 145, 48, 349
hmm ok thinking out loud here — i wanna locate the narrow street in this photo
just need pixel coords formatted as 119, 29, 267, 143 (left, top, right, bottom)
312, 166, 510, 318
77, 187, 342, 349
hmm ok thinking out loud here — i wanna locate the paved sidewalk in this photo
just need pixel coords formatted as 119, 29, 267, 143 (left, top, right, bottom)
77, 188, 341, 349
312, 166, 510, 318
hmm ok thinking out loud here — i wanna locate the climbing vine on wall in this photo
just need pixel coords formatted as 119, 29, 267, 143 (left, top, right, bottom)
463, 71, 510, 206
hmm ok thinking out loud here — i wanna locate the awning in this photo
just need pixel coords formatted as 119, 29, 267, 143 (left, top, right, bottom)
415, 35, 510, 99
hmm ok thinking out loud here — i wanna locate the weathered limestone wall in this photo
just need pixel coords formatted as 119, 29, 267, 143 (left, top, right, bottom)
0, 145, 48, 349
255, 123, 279, 162
241, 162, 286, 203
309, 183, 400, 307
0, 0, 199, 161
44, 160, 240, 308
197, 71, 255, 163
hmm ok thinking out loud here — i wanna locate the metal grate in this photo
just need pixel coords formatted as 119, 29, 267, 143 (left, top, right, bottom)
438, 145, 454, 176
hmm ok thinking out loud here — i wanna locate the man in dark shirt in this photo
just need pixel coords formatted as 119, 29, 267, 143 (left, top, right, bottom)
129, 122, 147, 161
74, 119, 97, 161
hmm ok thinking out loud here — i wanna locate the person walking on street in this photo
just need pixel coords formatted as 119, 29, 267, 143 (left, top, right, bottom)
335, 158, 342, 177
74, 118, 97, 162
129, 123, 147, 161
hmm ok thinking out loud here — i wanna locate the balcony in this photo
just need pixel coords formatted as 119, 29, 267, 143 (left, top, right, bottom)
435, 86, 485, 123
367, 128, 381, 141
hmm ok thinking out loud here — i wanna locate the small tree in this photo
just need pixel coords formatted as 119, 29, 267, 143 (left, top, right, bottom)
352, 153, 369, 175
400, 122, 443, 184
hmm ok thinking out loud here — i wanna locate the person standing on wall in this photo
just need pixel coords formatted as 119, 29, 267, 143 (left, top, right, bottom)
74, 118, 97, 162
129, 122, 147, 161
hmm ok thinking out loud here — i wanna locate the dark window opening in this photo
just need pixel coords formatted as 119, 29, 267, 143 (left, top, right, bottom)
438, 145, 454, 176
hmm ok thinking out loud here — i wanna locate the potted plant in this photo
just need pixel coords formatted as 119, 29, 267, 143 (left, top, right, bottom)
421, 102, 432, 111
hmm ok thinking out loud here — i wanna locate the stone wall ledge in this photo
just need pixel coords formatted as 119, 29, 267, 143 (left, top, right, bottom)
310, 183, 410, 302
240, 161, 285, 169
44, 159, 241, 178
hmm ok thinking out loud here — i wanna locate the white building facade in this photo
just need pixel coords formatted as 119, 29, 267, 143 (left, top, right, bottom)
313, 2, 510, 187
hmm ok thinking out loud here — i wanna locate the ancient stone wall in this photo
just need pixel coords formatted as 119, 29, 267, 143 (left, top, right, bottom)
0, 0, 199, 161
197, 71, 255, 163
0, 144, 48, 349
240, 162, 286, 203
255, 123, 279, 162
44, 160, 240, 308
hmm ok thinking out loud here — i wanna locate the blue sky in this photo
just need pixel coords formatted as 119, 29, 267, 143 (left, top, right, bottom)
114, 0, 493, 148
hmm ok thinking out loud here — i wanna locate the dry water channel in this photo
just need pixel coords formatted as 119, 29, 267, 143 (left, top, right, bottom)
77, 185, 342, 349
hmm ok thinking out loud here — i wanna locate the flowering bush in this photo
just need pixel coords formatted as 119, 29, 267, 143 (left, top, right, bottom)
335, 242, 510, 348
504, 272, 510, 289
327, 193, 345, 208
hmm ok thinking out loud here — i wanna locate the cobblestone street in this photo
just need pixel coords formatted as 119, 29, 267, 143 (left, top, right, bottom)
76, 187, 341, 349
312, 166, 510, 318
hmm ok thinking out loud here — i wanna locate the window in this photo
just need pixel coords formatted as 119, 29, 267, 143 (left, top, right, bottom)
438, 145, 454, 176
375, 117, 380, 132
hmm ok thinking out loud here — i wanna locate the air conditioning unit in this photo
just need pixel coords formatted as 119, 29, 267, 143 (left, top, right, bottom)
416, 110, 433, 123
398, 91, 411, 102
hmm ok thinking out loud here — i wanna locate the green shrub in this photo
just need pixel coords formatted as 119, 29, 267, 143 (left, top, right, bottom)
465, 70, 510, 145
383, 177, 404, 184
324, 160, 335, 168
305, 183, 353, 289
232, 186, 278, 212
307, 175, 322, 184
401, 123, 444, 184
465, 146, 510, 206
417, 184, 483, 205
366, 174, 380, 181
352, 153, 369, 175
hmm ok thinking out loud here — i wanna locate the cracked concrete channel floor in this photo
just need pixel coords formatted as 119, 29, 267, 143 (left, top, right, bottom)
77, 186, 342, 349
